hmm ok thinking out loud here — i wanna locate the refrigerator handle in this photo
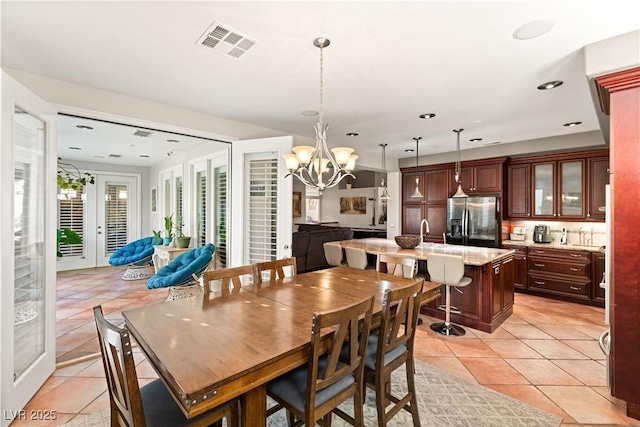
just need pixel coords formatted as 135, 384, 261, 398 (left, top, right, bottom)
463, 209, 468, 237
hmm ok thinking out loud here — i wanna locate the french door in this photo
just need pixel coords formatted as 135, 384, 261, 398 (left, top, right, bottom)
1, 72, 57, 426
56, 173, 140, 271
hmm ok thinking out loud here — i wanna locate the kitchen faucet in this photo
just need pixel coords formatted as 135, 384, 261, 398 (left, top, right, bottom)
420, 219, 430, 245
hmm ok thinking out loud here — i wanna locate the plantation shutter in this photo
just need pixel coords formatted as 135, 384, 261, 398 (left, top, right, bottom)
214, 165, 227, 268
104, 184, 128, 254
57, 188, 85, 257
175, 176, 183, 223
245, 157, 278, 264
196, 170, 207, 247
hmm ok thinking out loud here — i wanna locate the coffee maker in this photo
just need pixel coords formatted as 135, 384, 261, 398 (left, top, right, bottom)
533, 225, 553, 243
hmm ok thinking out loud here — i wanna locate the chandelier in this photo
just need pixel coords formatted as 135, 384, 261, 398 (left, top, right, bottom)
283, 37, 357, 194
452, 129, 469, 198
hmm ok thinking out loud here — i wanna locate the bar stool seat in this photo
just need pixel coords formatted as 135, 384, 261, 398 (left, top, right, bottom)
427, 253, 472, 336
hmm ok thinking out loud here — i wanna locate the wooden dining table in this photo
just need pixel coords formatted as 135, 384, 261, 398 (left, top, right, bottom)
122, 265, 441, 426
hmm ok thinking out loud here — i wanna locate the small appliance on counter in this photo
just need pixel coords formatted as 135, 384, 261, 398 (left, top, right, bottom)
560, 227, 568, 245
533, 225, 553, 243
509, 226, 526, 241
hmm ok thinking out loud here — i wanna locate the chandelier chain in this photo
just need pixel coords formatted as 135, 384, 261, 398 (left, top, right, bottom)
319, 45, 324, 127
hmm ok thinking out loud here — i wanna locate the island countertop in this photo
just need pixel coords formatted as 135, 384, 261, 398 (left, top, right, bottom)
339, 238, 515, 266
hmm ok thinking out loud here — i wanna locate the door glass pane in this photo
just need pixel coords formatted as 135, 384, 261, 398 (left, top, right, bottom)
534, 164, 554, 216
560, 161, 583, 216
175, 175, 183, 222
13, 107, 46, 381
164, 177, 171, 217
57, 186, 86, 257
105, 183, 128, 255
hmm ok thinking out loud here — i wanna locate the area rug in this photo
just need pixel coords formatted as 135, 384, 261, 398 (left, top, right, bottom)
65, 360, 561, 426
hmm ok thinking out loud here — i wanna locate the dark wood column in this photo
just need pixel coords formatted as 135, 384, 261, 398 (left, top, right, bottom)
594, 66, 640, 420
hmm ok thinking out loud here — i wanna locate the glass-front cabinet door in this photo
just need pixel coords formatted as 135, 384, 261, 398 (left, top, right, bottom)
559, 160, 585, 218
532, 162, 555, 217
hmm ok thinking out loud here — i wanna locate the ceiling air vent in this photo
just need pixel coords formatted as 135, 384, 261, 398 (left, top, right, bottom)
133, 130, 153, 138
196, 21, 257, 59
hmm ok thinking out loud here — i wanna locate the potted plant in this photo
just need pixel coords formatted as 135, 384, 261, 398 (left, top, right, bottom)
345, 175, 353, 189
152, 230, 162, 246
163, 214, 174, 245
57, 160, 95, 199
174, 216, 191, 248
57, 228, 82, 257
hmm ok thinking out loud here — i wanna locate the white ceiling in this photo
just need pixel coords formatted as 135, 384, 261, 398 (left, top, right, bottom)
2, 1, 639, 167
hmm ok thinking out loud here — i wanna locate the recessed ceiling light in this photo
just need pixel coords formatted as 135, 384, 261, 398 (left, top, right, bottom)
139, 155, 150, 158
109, 154, 123, 158
301, 110, 319, 117
128, 144, 136, 147
513, 19, 554, 40
68, 146, 82, 150
469, 138, 483, 143
419, 113, 436, 119
537, 80, 563, 90
563, 121, 582, 127
346, 132, 359, 137
94, 155, 105, 158
405, 149, 414, 153
167, 139, 180, 143
76, 125, 93, 130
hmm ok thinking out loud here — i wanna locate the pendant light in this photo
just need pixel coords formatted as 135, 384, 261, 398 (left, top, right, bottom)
452, 129, 469, 198
283, 37, 357, 194
379, 143, 390, 202
411, 137, 423, 199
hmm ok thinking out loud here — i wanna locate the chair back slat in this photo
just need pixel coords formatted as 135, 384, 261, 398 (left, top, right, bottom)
94, 306, 145, 427
255, 257, 297, 284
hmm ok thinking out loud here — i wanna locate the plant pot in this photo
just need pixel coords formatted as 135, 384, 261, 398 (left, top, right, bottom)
163, 237, 172, 246
176, 237, 191, 249
346, 183, 352, 189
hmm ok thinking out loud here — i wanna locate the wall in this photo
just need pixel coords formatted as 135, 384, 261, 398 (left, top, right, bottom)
320, 186, 387, 230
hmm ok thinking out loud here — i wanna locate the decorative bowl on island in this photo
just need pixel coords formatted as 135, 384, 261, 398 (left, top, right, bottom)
394, 235, 422, 249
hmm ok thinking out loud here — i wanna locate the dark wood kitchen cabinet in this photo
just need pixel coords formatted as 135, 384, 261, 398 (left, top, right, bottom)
503, 245, 527, 289
449, 160, 505, 195
506, 149, 609, 222
592, 251, 606, 303
527, 247, 592, 304
402, 168, 448, 243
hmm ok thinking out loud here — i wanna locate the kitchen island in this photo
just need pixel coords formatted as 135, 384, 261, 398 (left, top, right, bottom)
339, 238, 516, 333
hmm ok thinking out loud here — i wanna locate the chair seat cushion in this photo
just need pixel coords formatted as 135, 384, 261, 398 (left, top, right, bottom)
141, 378, 229, 426
267, 357, 355, 413
109, 237, 155, 266
363, 329, 407, 370
147, 244, 215, 289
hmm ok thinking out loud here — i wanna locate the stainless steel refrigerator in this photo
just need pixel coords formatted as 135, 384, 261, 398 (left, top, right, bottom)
446, 196, 500, 248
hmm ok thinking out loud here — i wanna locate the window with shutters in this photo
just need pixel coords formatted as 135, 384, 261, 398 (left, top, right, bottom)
175, 175, 183, 222
245, 157, 278, 264
57, 188, 86, 257
214, 165, 227, 268
196, 170, 207, 247
104, 184, 128, 254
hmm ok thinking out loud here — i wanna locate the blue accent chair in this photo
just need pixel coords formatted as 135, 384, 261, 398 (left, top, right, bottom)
147, 244, 215, 289
109, 237, 156, 281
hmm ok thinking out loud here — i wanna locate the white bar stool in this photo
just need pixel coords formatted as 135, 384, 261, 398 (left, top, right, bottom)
427, 253, 472, 336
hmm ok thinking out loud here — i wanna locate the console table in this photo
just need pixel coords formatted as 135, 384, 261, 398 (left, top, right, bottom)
152, 246, 190, 273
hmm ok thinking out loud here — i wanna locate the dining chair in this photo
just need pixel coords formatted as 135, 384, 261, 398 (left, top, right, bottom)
323, 241, 344, 267
202, 264, 257, 296
344, 247, 369, 270
266, 296, 375, 427
427, 253, 472, 336
255, 257, 297, 284
92, 305, 239, 427
364, 280, 423, 427
377, 253, 417, 278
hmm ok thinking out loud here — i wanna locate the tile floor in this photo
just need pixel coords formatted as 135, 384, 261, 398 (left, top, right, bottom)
11, 266, 640, 426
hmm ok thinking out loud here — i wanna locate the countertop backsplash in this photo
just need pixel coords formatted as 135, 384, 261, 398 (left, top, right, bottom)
505, 220, 606, 246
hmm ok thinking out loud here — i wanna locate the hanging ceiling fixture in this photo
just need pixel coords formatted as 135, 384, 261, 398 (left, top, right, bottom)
379, 143, 390, 202
283, 37, 357, 194
411, 137, 423, 199
452, 129, 469, 198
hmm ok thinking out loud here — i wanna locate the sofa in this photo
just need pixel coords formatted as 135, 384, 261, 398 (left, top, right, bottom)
292, 224, 354, 273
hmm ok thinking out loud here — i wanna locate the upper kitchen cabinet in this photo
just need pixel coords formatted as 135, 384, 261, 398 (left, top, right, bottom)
507, 149, 608, 221
449, 159, 506, 195
587, 157, 610, 221
402, 171, 425, 204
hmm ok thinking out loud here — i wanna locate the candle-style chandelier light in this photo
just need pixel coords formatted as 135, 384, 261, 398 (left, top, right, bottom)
283, 37, 357, 194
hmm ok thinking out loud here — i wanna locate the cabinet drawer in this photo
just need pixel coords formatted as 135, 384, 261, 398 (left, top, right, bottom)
528, 256, 589, 276
528, 272, 590, 297
528, 248, 590, 260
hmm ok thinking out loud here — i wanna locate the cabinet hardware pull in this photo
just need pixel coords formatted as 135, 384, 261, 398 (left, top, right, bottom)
535, 263, 545, 267
570, 254, 581, 257
534, 250, 546, 254
570, 286, 580, 290
570, 267, 579, 271
534, 281, 545, 285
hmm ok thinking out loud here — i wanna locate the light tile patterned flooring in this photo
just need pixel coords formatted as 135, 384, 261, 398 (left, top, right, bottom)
11, 266, 640, 426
